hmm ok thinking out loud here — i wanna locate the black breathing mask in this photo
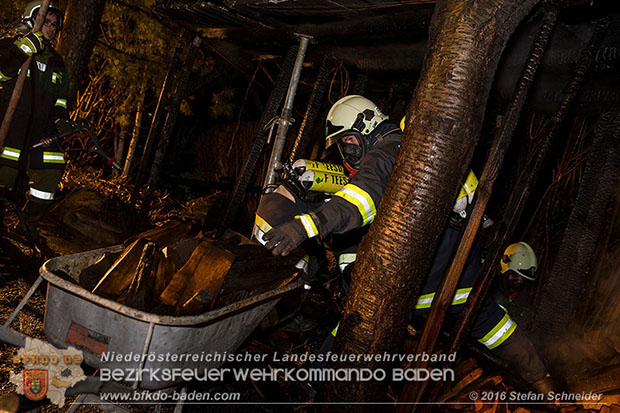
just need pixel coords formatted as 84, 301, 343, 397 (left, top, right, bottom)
336, 131, 367, 172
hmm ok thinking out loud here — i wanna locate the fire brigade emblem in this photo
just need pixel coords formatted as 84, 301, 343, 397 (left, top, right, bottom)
23, 369, 48, 401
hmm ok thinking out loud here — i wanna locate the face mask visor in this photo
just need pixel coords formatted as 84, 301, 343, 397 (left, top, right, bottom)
336, 132, 366, 171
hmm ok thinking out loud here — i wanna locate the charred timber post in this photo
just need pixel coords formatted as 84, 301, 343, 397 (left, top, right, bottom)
288, 54, 334, 163
0, 0, 50, 150
140, 35, 202, 214
532, 110, 620, 337
419, 10, 558, 405
213, 45, 299, 238
131, 33, 186, 203
494, 16, 609, 331
351, 72, 369, 96
327, 0, 541, 404
263, 34, 312, 192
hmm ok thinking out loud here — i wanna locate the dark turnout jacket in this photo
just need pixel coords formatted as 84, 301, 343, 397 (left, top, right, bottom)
0, 36, 69, 170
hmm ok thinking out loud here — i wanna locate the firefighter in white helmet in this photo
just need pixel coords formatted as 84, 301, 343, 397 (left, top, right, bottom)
263, 96, 555, 394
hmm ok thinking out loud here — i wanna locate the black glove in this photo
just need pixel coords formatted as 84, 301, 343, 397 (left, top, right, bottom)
56, 119, 79, 135
14, 31, 44, 56
263, 219, 308, 256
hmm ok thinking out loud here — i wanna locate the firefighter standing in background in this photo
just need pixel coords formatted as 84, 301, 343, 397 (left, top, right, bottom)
262, 95, 554, 394
0, 1, 71, 223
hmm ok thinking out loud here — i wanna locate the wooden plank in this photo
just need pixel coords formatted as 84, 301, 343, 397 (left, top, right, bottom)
92, 238, 148, 296
437, 368, 483, 403
159, 241, 235, 309
569, 364, 620, 394
132, 220, 194, 247
120, 242, 157, 311
152, 248, 178, 297
91, 221, 194, 297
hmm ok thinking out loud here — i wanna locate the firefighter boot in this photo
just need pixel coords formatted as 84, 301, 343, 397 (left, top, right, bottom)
20, 200, 56, 258
491, 327, 557, 397
22, 199, 50, 224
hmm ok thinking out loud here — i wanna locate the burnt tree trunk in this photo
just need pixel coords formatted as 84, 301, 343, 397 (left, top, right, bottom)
122, 79, 147, 177
532, 111, 620, 337
327, 0, 541, 403
57, 0, 107, 97
140, 36, 201, 213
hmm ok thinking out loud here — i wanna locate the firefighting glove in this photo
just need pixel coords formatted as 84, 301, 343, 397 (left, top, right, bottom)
263, 219, 308, 256
14, 31, 44, 56
56, 118, 78, 135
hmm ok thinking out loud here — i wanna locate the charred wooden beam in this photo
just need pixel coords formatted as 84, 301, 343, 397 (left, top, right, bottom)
132, 33, 186, 202
140, 35, 202, 214
532, 108, 620, 337
568, 363, 620, 393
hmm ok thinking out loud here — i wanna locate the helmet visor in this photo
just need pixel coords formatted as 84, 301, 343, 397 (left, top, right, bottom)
325, 121, 346, 149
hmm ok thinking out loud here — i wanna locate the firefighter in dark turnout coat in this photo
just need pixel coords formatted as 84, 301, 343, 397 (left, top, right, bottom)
260, 95, 554, 392
0, 1, 70, 222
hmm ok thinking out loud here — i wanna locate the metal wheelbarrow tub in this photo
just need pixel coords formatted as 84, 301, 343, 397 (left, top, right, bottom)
40, 245, 302, 390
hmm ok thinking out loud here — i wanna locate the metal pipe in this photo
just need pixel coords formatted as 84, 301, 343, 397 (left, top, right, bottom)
288, 55, 335, 163
0, 325, 28, 348
133, 322, 155, 390
263, 35, 312, 192
213, 44, 299, 238
3, 276, 43, 328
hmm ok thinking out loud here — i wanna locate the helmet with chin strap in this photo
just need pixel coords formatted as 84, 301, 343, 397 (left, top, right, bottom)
23, 1, 64, 31
500, 242, 537, 281
325, 95, 388, 171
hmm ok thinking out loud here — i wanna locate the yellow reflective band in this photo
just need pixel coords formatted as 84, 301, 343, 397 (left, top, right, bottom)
0, 70, 11, 81
415, 288, 472, 309
451, 287, 472, 305
338, 253, 357, 272
338, 253, 357, 265
335, 184, 376, 226
42, 152, 65, 164
478, 313, 517, 350
55, 99, 67, 109
331, 323, 340, 337
295, 214, 319, 238
252, 214, 272, 245
254, 215, 271, 233
415, 292, 435, 309
1, 147, 21, 161
458, 170, 478, 200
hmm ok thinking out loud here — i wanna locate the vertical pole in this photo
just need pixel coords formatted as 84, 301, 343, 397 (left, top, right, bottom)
263, 34, 311, 192
131, 33, 186, 203
0, 0, 50, 149
213, 44, 299, 238
122, 79, 147, 177
288, 54, 335, 163
139, 35, 201, 214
